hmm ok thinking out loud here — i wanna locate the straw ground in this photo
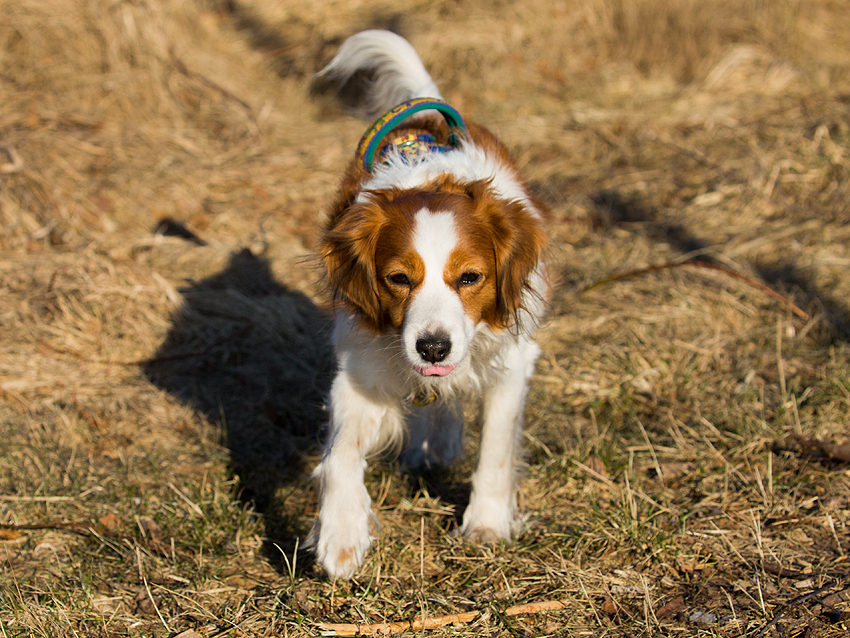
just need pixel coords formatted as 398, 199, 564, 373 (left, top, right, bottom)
1, 0, 849, 635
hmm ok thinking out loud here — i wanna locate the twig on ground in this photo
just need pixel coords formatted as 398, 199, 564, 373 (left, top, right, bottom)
582, 260, 811, 321
750, 579, 849, 638
790, 435, 850, 463
0, 520, 113, 537
168, 48, 258, 137
317, 599, 570, 636
0, 520, 169, 556
0, 146, 23, 173
761, 562, 807, 579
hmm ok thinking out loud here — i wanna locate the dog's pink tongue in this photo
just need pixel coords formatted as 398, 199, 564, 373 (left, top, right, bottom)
419, 364, 456, 377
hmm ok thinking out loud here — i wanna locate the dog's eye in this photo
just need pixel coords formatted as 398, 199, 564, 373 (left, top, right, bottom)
387, 272, 410, 286
459, 272, 481, 286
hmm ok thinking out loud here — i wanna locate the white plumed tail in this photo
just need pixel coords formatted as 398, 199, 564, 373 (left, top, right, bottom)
317, 30, 442, 120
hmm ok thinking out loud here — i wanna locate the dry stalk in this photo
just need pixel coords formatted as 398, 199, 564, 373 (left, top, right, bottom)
582, 260, 811, 321
789, 435, 850, 463
168, 48, 257, 126
0, 520, 119, 538
0, 519, 172, 557
317, 599, 570, 636
0, 145, 23, 173
751, 579, 849, 638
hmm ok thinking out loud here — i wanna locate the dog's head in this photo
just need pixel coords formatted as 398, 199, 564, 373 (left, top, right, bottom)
321, 177, 546, 377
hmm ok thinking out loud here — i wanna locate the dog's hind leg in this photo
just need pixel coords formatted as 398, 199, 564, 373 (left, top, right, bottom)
401, 399, 464, 469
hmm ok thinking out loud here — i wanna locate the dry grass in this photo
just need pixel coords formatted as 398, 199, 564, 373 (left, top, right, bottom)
2, 0, 849, 636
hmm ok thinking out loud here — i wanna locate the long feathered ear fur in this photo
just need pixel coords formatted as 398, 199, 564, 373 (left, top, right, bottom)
320, 199, 387, 330
466, 180, 547, 330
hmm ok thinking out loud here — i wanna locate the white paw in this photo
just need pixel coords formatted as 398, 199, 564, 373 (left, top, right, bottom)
462, 525, 507, 544
311, 469, 376, 580
314, 508, 374, 580
460, 496, 515, 543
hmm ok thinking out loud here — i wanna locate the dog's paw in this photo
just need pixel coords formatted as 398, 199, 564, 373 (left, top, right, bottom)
461, 525, 506, 544
460, 496, 515, 544
313, 510, 374, 580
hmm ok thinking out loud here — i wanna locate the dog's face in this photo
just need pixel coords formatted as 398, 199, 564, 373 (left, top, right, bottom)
322, 178, 545, 377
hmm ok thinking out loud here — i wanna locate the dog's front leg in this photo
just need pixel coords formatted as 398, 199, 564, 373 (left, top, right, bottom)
461, 338, 540, 542
312, 371, 395, 580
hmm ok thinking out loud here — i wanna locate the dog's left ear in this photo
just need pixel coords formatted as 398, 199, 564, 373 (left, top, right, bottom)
321, 200, 386, 329
469, 181, 547, 329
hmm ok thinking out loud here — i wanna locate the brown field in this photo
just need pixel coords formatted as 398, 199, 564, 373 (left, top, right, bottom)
2, 0, 849, 635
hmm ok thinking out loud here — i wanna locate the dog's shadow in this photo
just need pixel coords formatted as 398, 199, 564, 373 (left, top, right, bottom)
143, 248, 334, 573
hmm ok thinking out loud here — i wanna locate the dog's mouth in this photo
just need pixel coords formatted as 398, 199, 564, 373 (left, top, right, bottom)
416, 364, 456, 377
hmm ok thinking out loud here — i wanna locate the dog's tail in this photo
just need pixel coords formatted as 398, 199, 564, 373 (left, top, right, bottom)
317, 30, 442, 120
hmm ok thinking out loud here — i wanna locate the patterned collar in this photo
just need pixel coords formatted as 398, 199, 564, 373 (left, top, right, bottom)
355, 98, 467, 172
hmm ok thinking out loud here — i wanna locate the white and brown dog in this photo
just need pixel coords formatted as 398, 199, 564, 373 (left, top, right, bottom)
311, 30, 549, 579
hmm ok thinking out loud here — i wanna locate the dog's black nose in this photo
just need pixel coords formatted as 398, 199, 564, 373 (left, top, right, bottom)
415, 333, 451, 363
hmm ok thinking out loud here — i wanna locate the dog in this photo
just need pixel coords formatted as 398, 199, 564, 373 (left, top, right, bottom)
310, 30, 549, 580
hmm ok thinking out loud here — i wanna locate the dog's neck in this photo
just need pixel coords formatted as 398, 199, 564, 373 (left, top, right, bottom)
355, 98, 467, 172
377, 129, 454, 168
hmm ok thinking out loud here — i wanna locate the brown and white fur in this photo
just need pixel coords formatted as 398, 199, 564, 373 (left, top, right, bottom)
311, 30, 549, 580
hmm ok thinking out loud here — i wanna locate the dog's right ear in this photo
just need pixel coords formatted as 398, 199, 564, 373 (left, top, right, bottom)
321, 199, 386, 330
